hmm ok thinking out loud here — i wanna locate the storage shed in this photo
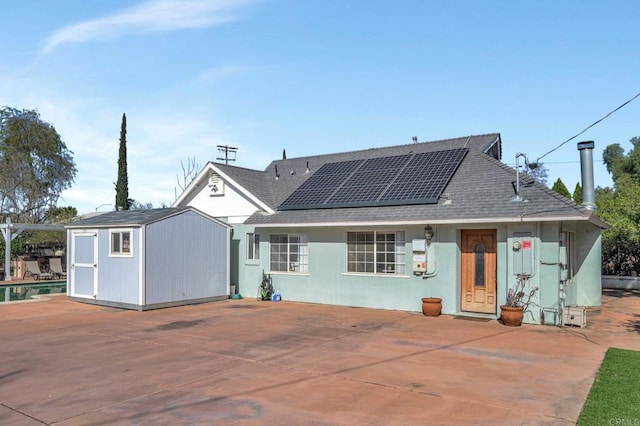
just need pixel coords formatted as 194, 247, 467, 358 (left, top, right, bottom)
65, 207, 230, 310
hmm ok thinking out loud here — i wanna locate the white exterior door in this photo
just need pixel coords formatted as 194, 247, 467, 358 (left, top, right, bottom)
70, 231, 98, 299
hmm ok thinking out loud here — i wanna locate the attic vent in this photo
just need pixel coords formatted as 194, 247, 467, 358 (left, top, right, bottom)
208, 172, 225, 196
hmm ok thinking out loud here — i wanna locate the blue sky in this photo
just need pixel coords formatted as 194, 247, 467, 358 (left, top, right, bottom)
1, 0, 638, 214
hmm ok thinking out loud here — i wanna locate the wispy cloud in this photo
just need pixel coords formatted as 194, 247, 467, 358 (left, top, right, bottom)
42, 0, 255, 53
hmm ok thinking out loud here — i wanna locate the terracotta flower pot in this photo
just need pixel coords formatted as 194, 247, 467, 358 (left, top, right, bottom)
421, 297, 442, 316
500, 305, 524, 326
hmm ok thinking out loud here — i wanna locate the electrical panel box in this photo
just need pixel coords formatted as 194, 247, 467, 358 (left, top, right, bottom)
412, 239, 427, 273
512, 232, 533, 275
563, 306, 586, 328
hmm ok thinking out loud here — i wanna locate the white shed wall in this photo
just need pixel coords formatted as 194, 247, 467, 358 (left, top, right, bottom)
145, 211, 229, 304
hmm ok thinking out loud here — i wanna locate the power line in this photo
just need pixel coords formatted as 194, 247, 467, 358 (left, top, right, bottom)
536, 91, 640, 162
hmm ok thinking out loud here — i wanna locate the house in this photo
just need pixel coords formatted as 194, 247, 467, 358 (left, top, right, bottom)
174, 134, 607, 324
66, 207, 231, 310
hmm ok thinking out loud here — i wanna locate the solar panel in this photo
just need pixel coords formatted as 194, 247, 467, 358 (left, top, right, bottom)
277, 148, 467, 210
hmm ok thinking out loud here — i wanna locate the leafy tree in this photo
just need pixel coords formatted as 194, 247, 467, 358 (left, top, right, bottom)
597, 136, 640, 275
0, 206, 76, 262
115, 113, 129, 210
602, 143, 627, 183
551, 178, 571, 199
282, 149, 287, 160
0, 107, 77, 223
0, 235, 27, 264
573, 182, 583, 204
524, 161, 549, 186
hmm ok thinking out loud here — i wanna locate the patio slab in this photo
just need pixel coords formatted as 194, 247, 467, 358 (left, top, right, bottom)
1, 290, 639, 425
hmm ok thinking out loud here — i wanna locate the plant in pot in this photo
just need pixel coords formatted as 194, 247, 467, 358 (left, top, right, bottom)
421, 296, 442, 316
500, 273, 539, 326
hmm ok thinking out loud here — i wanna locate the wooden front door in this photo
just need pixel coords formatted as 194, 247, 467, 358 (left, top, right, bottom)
461, 229, 497, 314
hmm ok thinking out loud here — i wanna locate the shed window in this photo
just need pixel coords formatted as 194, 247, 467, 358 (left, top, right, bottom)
110, 230, 132, 256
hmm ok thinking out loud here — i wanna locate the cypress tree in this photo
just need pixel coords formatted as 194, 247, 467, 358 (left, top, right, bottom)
573, 182, 583, 204
282, 149, 287, 160
551, 178, 571, 199
115, 113, 129, 210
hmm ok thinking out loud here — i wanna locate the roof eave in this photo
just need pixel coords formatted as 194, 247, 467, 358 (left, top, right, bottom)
248, 214, 608, 228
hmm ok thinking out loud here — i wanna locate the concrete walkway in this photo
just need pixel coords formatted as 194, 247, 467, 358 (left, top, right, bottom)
1, 289, 639, 425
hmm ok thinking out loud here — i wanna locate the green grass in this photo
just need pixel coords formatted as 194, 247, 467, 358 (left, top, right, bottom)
578, 347, 640, 425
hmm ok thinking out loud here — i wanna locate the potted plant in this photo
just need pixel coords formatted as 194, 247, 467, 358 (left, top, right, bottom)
421, 296, 442, 316
500, 273, 539, 326
258, 271, 274, 301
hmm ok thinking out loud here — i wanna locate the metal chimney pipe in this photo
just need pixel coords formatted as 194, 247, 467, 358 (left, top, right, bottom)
577, 141, 596, 212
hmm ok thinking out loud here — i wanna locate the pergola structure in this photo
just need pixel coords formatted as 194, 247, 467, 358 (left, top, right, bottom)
0, 217, 65, 282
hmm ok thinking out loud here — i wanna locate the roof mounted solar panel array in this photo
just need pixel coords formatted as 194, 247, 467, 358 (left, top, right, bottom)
278, 148, 468, 210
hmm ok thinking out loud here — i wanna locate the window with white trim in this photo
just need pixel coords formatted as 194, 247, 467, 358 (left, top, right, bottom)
347, 231, 405, 274
270, 234, 308, 273
110, 230, 132, 256
247, 233, 260, 260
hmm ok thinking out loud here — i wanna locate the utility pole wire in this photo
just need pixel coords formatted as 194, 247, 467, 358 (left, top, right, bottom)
536, 91, 640, 162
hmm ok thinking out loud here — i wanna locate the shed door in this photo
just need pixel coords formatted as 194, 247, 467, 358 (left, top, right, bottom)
461, 229, 497, 314
70, 231, 98, 299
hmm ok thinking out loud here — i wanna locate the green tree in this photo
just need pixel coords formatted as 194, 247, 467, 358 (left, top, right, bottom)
524, 162, 549, 186
551, 178, 571, 199
0, 107, 77, 223
282, 149, 287, 160
128, 200, 155, 210
573, 182, 583, 204
115, 113, 129, 210
597, 136, 640, 275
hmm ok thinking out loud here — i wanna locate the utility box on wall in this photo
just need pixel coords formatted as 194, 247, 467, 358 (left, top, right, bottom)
412, 239, 426, 273
563, 306, 586, 328
512, 232, 534, 275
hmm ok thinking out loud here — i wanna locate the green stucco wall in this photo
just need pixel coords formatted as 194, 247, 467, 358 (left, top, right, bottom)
231, 220, 602, 324
575, 222, 602, 307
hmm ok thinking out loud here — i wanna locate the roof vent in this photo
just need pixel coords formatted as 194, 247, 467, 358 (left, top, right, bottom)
208, 172, 225, 196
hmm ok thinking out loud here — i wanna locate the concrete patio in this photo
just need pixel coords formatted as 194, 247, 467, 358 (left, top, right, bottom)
1, 289, 639, 425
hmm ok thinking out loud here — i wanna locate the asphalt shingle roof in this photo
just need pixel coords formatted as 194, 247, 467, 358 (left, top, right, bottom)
189, 133, 606, 228
67, 207, 201, 228
213, 163, 277, 208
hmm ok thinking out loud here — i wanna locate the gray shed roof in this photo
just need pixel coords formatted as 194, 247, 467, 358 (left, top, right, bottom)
67, 207, 229, 229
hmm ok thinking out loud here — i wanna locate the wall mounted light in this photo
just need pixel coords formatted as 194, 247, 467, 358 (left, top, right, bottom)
424, 225, 434, 246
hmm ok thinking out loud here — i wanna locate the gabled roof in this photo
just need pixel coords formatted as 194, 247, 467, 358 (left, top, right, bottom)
172, 133, 607, 228
173, 162, 275, 214
66, 207, 229, 229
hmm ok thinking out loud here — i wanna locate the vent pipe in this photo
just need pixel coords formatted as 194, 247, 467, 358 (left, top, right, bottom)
577, 141, 596, 212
